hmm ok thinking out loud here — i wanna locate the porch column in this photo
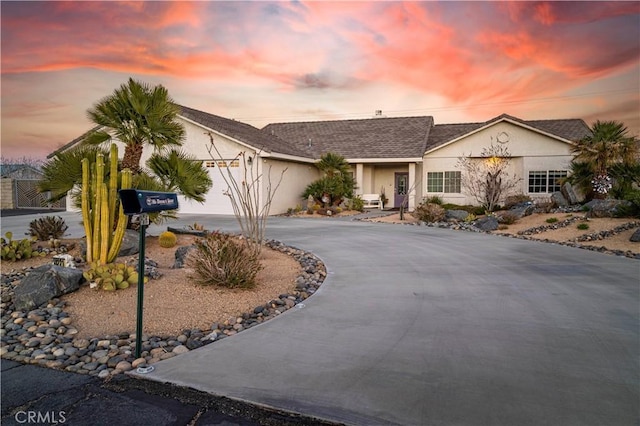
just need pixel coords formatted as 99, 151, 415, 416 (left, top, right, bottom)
408, 162, 416, 211
355, 163, 364, 195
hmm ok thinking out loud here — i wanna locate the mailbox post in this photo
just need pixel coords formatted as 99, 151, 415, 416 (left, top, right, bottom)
118, 190, 179, 364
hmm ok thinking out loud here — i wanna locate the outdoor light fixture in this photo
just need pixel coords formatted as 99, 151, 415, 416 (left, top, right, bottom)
247, 156, 253, 165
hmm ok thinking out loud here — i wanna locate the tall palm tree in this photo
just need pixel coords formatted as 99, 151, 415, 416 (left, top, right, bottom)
85, 78, 185, 173
40, 79, 212, 214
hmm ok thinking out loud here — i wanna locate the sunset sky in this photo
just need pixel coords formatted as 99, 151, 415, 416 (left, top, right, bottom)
1, 1, 639, 160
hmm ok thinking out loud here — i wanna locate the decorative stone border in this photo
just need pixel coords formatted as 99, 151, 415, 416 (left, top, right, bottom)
0, 239, 326, 378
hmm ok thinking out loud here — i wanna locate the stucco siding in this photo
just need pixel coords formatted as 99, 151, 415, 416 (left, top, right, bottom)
422, 123, 574, 206
263, 159, 319, 214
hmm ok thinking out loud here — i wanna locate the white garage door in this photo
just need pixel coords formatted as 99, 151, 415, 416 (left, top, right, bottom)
178, 159, 240, 215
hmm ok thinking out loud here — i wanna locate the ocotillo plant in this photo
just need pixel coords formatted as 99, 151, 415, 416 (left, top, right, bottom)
81, 144, 132, 264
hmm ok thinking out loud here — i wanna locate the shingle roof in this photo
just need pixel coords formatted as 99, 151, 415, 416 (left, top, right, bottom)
50, 109, 592, 162
47, 126, 101, 159
178, 105, 311, 158
425, 113, 591, 152
262, 116, 434, 159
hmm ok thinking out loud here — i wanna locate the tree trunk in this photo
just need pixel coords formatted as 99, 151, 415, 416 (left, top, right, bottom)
122, 143, 143, 174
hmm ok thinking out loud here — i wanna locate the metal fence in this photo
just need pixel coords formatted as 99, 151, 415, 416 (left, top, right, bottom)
14, 179, 66, 209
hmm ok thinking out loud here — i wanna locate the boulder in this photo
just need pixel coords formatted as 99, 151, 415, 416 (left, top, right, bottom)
445, 209, 469, 221
584, 199, 631, 218
508, 202, 535, 219
630, 229, 640, 243
561, 182, 585, 205
550, 192, 568, 207
173, 245, 197, 269
474, 216, 499, 232
118, 229, 140, 257
13, 265, 84, 311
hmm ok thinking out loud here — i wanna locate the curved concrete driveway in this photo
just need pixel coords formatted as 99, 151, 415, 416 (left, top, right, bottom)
3, 213, 635, 424
132, 216, 639, 425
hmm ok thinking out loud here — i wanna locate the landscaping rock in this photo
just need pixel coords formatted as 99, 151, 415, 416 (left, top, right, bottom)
584, 199, 632, 218
630, 229, 640, 243
445, 209, 469, 221
561, 182, 585, 205
550, 192, 568, 207
167, 226, 206, 237
474, 216, 499, 232
118, 229, 140, 257
173, 245, 197, 269
508, 202, 535, 219
13, 265, 84, 311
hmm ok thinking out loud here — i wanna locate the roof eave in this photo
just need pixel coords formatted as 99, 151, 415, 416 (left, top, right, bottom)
346, 157, 423, 164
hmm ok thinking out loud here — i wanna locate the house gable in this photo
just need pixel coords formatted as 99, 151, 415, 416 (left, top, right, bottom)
425, 114, 591, 156
178, 105, 312, 160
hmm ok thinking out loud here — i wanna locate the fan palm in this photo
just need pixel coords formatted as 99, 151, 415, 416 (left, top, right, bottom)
303, 152, 356, 206
38, 145, 110, 203
84, 78, 185, 173
147, 149, 212, 203
569, 120, 638, 198
571, 120, 635, 173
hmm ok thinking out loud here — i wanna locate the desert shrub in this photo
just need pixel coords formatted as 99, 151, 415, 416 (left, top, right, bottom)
503, 194, 532, 209
347, 196, 365, 212
424, 195, 443, 205
615, 189, 640, 218
470, 206, 486, 216
186, 232, 262, 289
28, 216, 68, 241
158, 231, 177, 248
498, 211, 519, 225
546, 217, 559, 223
412, 203, 445, 222
498, 224, 509, 230
335, 206, 343, 214
577, 223, 590, 230
464, 213, 477, 222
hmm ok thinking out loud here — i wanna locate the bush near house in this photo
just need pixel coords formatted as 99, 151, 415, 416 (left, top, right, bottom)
412, 203, 446, 222
302, 152, 356, 207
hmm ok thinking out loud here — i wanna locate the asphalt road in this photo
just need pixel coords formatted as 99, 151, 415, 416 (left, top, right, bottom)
1, 212, 639, 425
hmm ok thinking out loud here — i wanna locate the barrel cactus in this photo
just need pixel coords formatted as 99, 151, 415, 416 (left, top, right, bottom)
158, 231, 177, 248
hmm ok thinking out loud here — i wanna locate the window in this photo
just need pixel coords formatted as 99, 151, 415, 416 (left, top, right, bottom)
427, 171, 461, 193
528, 170, 567, 193
205, 160, 239, 168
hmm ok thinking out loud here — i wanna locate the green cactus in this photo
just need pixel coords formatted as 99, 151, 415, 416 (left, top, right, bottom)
81, 144, 132, 264
84, 261, 145, 291
158, 231, 177, 248
1, 232, 45, 262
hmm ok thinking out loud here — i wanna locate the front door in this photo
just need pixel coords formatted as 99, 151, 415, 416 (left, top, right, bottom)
394, 173, 408, 208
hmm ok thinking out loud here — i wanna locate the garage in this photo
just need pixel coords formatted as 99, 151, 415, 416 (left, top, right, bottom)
177, 159, 240, 215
